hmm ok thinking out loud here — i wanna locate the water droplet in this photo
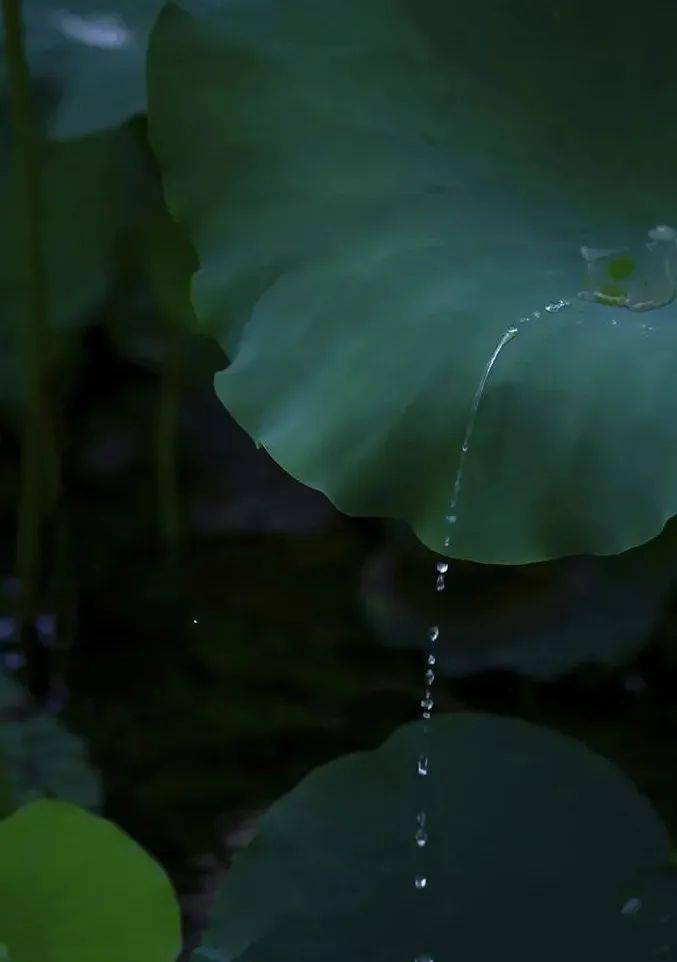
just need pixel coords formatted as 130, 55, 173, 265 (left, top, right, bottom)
414, 955, 434, 962
422, 710, 431, 719
420, 694, 434, 711
611, 318, 619, 326
414, 875, 427, 890
435, 574, 445, 591
427, 653, 436, 666
425, 668, 435, 685
444, 514, 457, 526
461, 440, 469, 453
436, 560, 449, 574
417, 755, 429, 776
416, 811, 426, 827
415, 827, 428, 848
622, 897, 642, 916
519, 316, 530, 324
192, 618, 199, 625
545, 298, 569, 313
428, 626, 439, 643
649, 224, 677, 241
442, 535, 451, 547
532, 310, 542, 318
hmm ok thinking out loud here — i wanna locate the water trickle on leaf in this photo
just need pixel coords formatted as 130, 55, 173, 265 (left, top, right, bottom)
410, 325, 520, 961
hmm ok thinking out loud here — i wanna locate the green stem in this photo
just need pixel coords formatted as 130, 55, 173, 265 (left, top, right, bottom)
157, 319, 181, 555
2, 0, 48, 617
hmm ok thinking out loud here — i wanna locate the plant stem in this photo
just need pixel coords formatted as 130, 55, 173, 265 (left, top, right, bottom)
2, 0, 49, 617
157, 318, 181, 555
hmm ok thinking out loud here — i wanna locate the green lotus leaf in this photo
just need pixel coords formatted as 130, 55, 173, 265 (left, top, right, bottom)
194, 714, 677, 962
0, 799, 180, 962
149, 0, 677, 563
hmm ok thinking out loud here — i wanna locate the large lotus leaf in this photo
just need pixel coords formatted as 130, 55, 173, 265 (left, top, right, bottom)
149, 0, 677, 563
0, 799, 181, 962
362, 521, 677, 679
193, 714, 677, 961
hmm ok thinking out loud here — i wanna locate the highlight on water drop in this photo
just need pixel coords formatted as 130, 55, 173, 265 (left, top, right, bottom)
417, 755, 429, 776
414, 875, 427, 890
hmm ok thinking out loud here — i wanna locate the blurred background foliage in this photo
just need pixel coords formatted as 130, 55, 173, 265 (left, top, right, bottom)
3, 1, 677, 957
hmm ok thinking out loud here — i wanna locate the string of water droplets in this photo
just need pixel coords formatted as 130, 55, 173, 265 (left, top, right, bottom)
411, 323, 525, 962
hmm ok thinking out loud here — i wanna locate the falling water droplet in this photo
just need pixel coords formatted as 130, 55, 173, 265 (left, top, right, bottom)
545, 298, 569, 313
192, 618, 199, 625
611, 318, 619, 326
415, 828, 428, 848
532, 310, 542, 318
411, 325, 519, 962
621, 897, 642, 916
